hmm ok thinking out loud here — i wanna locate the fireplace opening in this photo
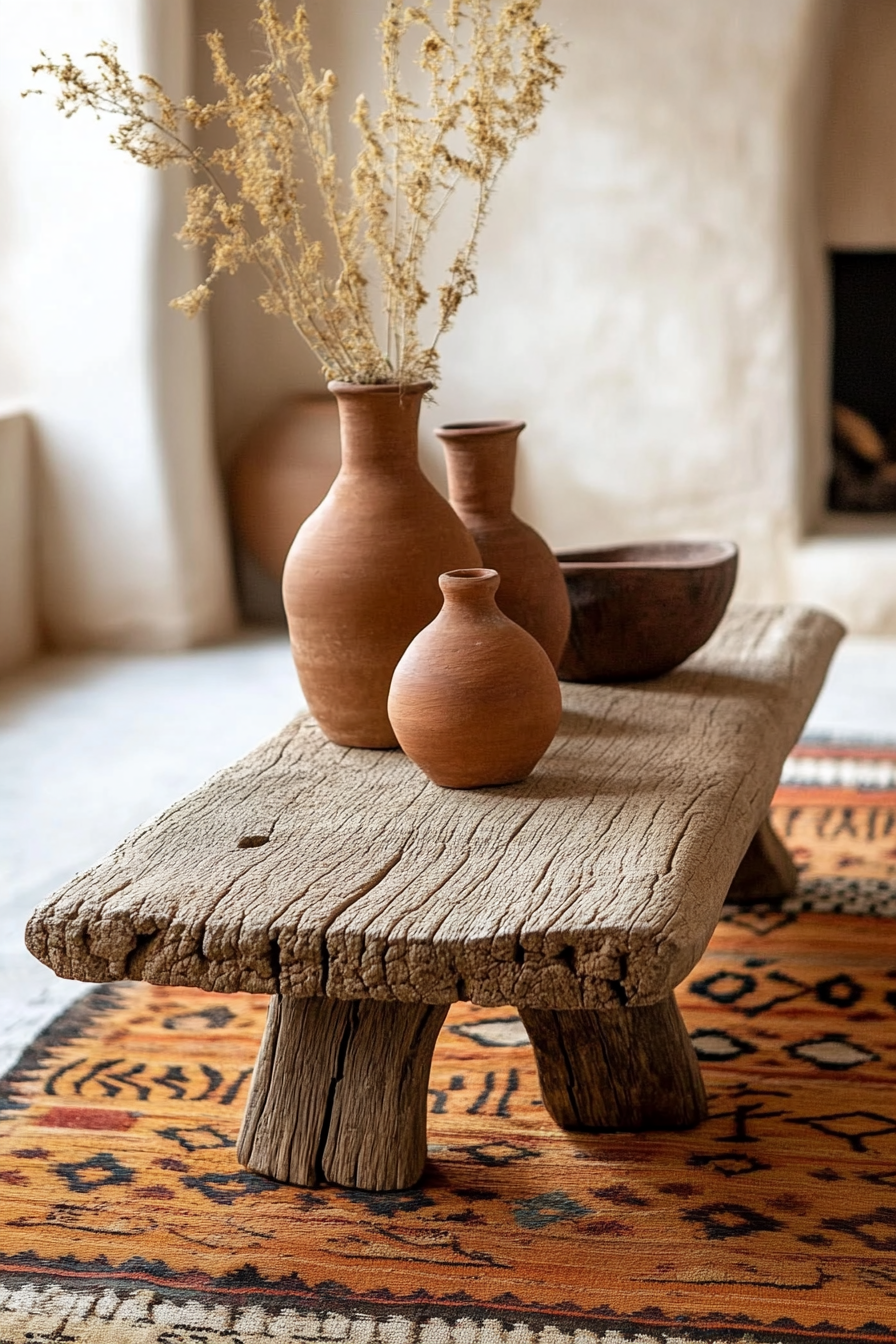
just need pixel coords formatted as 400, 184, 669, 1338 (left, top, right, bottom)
828, 250, 896, 513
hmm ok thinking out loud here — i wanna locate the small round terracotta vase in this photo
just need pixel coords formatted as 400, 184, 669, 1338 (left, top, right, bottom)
282, 383, 481, 749
437, 420, 571, 668
388, 568, 562, 789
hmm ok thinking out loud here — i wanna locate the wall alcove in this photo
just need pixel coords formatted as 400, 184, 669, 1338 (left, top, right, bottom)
763, 0, 896, 631
820, 0, 896, 525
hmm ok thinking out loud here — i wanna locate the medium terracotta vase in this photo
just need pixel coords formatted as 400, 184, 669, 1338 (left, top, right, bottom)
282, 382, 481, 749
388, 568, 562, 788
437, 420, 571, 668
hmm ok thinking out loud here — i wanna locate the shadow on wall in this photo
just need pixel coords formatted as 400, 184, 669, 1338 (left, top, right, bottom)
0, 414, 38, 675
0, 1, 236, 665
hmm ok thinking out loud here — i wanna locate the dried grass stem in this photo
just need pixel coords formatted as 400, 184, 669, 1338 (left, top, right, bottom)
28, 1, 562, 387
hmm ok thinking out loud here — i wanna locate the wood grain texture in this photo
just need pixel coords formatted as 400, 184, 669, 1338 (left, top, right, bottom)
726, 815, 800, 904
237, 996, 448, 1189
26, 605, 843, 1010
520, 996, 707, 1131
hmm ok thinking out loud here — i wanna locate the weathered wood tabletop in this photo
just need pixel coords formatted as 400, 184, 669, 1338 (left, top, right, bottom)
27, 603, 844, 1191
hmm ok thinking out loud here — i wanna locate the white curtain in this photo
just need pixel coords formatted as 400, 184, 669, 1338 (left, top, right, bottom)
0, 0, 236, 656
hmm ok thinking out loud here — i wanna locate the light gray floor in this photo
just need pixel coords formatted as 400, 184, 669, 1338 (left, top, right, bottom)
0, 631, 301, 1074
801, 635, 896, 743
2, 627, 895, 1074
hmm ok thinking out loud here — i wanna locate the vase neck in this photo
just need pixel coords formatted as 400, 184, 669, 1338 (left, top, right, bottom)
439, 567, 502, 615
439, 422, 523, 524
330, 383, 428, 472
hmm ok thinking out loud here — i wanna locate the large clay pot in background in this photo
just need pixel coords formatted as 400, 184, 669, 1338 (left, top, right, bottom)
437, 420, 571, 668
283, 382, 482, 749
228, 395, 341, 580
388, 568, 562, 788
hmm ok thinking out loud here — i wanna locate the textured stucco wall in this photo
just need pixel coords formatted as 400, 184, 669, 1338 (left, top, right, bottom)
196, 0, 896, 632
423, 0, 820, 605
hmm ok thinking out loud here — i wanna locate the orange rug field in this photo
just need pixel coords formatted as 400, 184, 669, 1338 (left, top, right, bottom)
0, 744, 894, 1344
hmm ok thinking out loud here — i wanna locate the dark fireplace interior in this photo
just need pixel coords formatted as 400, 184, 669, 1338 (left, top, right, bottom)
829, 250, 896, 513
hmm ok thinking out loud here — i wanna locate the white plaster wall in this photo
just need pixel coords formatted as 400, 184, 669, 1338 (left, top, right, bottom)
196, 0, 895, 633
0, 1, 236, 651
426, 0, 817, 607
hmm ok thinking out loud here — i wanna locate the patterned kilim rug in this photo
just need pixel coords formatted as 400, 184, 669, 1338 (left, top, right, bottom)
1, 744, 895, 1344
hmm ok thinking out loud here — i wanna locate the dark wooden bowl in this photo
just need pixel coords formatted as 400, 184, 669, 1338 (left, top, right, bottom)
556, 541, 738, 682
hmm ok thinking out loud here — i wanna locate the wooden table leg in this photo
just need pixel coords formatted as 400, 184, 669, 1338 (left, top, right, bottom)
519, 995, 707, 1132
237, 995, 449, 1191
725, 814, 798, 905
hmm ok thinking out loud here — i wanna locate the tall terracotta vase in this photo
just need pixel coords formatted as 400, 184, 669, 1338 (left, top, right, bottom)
282, 382, 481, 749
437, 420, 571, 668
388, 568, 562, 789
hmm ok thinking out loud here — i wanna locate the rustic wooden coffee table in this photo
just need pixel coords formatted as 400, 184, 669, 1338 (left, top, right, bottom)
27, 605, 842, 1192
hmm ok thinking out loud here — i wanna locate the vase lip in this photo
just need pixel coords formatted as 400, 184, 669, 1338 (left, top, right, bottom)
435, 419, 525, 438
555, 540, 738, 572
439, 566, 501, 595
327, 379, 433, 397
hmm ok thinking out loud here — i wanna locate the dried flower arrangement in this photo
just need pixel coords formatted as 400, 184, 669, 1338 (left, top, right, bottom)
30, 1, 562, 386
